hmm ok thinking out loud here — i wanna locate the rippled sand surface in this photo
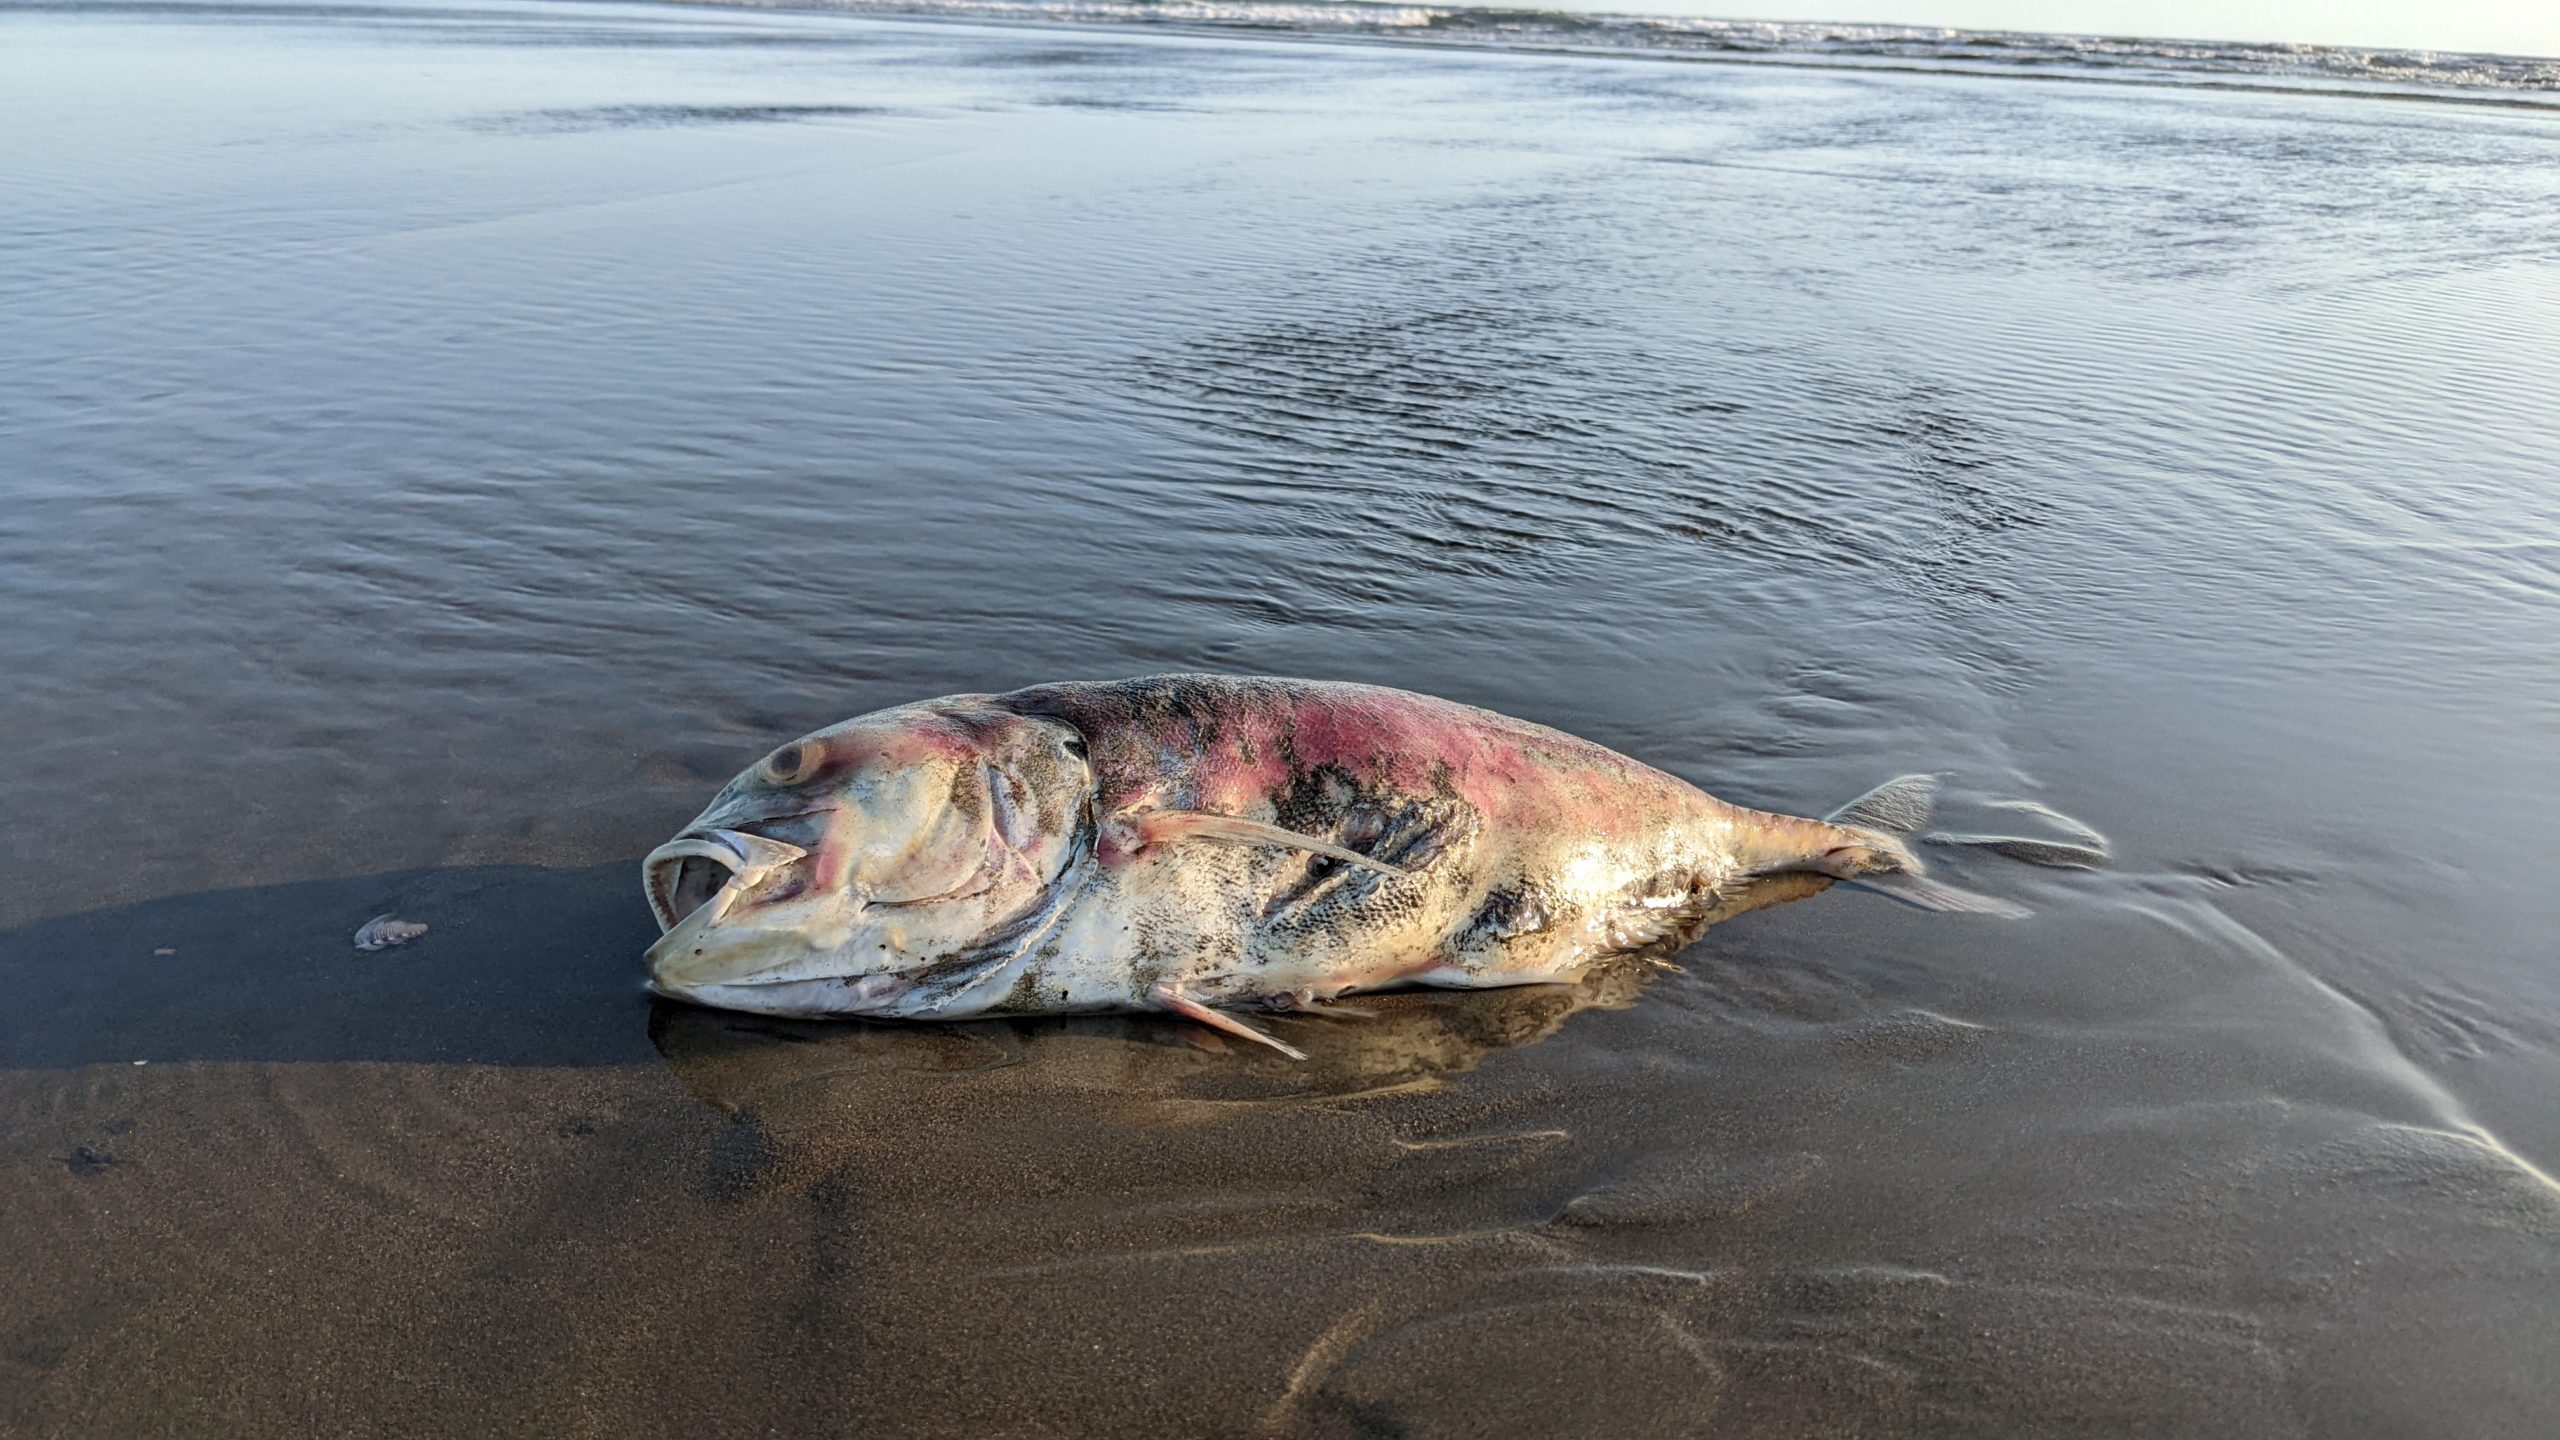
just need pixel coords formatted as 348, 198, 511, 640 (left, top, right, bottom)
4, 2, 2557, 1433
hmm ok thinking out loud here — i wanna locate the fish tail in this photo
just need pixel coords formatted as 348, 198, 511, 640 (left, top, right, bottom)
1820, 773, 1937, 874
1810, 775, 2028, 918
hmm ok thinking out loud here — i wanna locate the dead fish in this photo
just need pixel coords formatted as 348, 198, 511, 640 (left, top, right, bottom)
642, 675, 2027, 1059
353, 914, 428, 951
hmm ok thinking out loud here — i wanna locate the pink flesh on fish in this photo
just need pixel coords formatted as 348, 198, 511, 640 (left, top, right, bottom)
641, 675, 2024, 1057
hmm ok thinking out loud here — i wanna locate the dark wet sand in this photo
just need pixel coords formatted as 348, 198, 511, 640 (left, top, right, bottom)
6, 0, 2560, 1432
7, 863, 2554, 1436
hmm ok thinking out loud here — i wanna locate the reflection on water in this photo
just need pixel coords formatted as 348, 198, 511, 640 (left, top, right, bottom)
642, 880, 1863, 1212
651, 959, 1654, 1117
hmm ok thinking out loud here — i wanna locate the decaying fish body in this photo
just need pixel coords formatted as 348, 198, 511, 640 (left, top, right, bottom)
643, 675, 2023, 1057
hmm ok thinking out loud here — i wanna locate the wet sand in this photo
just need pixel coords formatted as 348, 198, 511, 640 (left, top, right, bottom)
7, 861, 2555, 1435
5, 0, 2559, 1433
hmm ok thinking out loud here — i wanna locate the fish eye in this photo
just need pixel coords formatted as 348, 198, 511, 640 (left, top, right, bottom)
760, 742, 822, 786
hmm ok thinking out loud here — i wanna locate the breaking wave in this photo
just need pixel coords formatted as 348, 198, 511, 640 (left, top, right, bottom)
674, 0, 2560, 104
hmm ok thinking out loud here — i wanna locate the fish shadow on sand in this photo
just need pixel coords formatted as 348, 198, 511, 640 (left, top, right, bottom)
0, 863, 662, 1068
0, 863, 1834, 1081
650, 959, 1648, 1114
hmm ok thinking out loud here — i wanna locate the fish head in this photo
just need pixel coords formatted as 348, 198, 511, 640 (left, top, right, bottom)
643, 697, 1091, 1015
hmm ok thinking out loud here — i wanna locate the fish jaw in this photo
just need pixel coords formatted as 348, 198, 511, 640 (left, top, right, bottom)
640, 855, 877, 996
642, 824, 918, 1001
649, 970, 915, 1018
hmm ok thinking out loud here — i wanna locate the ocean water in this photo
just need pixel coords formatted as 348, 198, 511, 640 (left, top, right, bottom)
686, 0, 2560, 103
3, 0, 2557, 1433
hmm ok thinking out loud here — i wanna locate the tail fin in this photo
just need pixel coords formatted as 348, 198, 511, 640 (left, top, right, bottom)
1827, 773, 1939, 835
1816, 774, 2030, 919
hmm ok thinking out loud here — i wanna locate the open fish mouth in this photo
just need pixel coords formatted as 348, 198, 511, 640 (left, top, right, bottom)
643, 827, 811, 933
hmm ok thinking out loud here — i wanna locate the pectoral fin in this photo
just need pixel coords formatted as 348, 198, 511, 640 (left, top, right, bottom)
1153, 984, 1308, 1061
1137, 811, 1409, 878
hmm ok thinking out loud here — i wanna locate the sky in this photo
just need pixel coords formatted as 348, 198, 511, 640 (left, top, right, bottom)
1563, 2, 2560, 58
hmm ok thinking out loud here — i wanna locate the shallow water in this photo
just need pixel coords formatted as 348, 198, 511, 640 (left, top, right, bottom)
4, 1, 2558, 1433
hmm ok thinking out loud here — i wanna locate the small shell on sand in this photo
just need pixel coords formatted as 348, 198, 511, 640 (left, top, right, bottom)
354, 914, 429, 951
